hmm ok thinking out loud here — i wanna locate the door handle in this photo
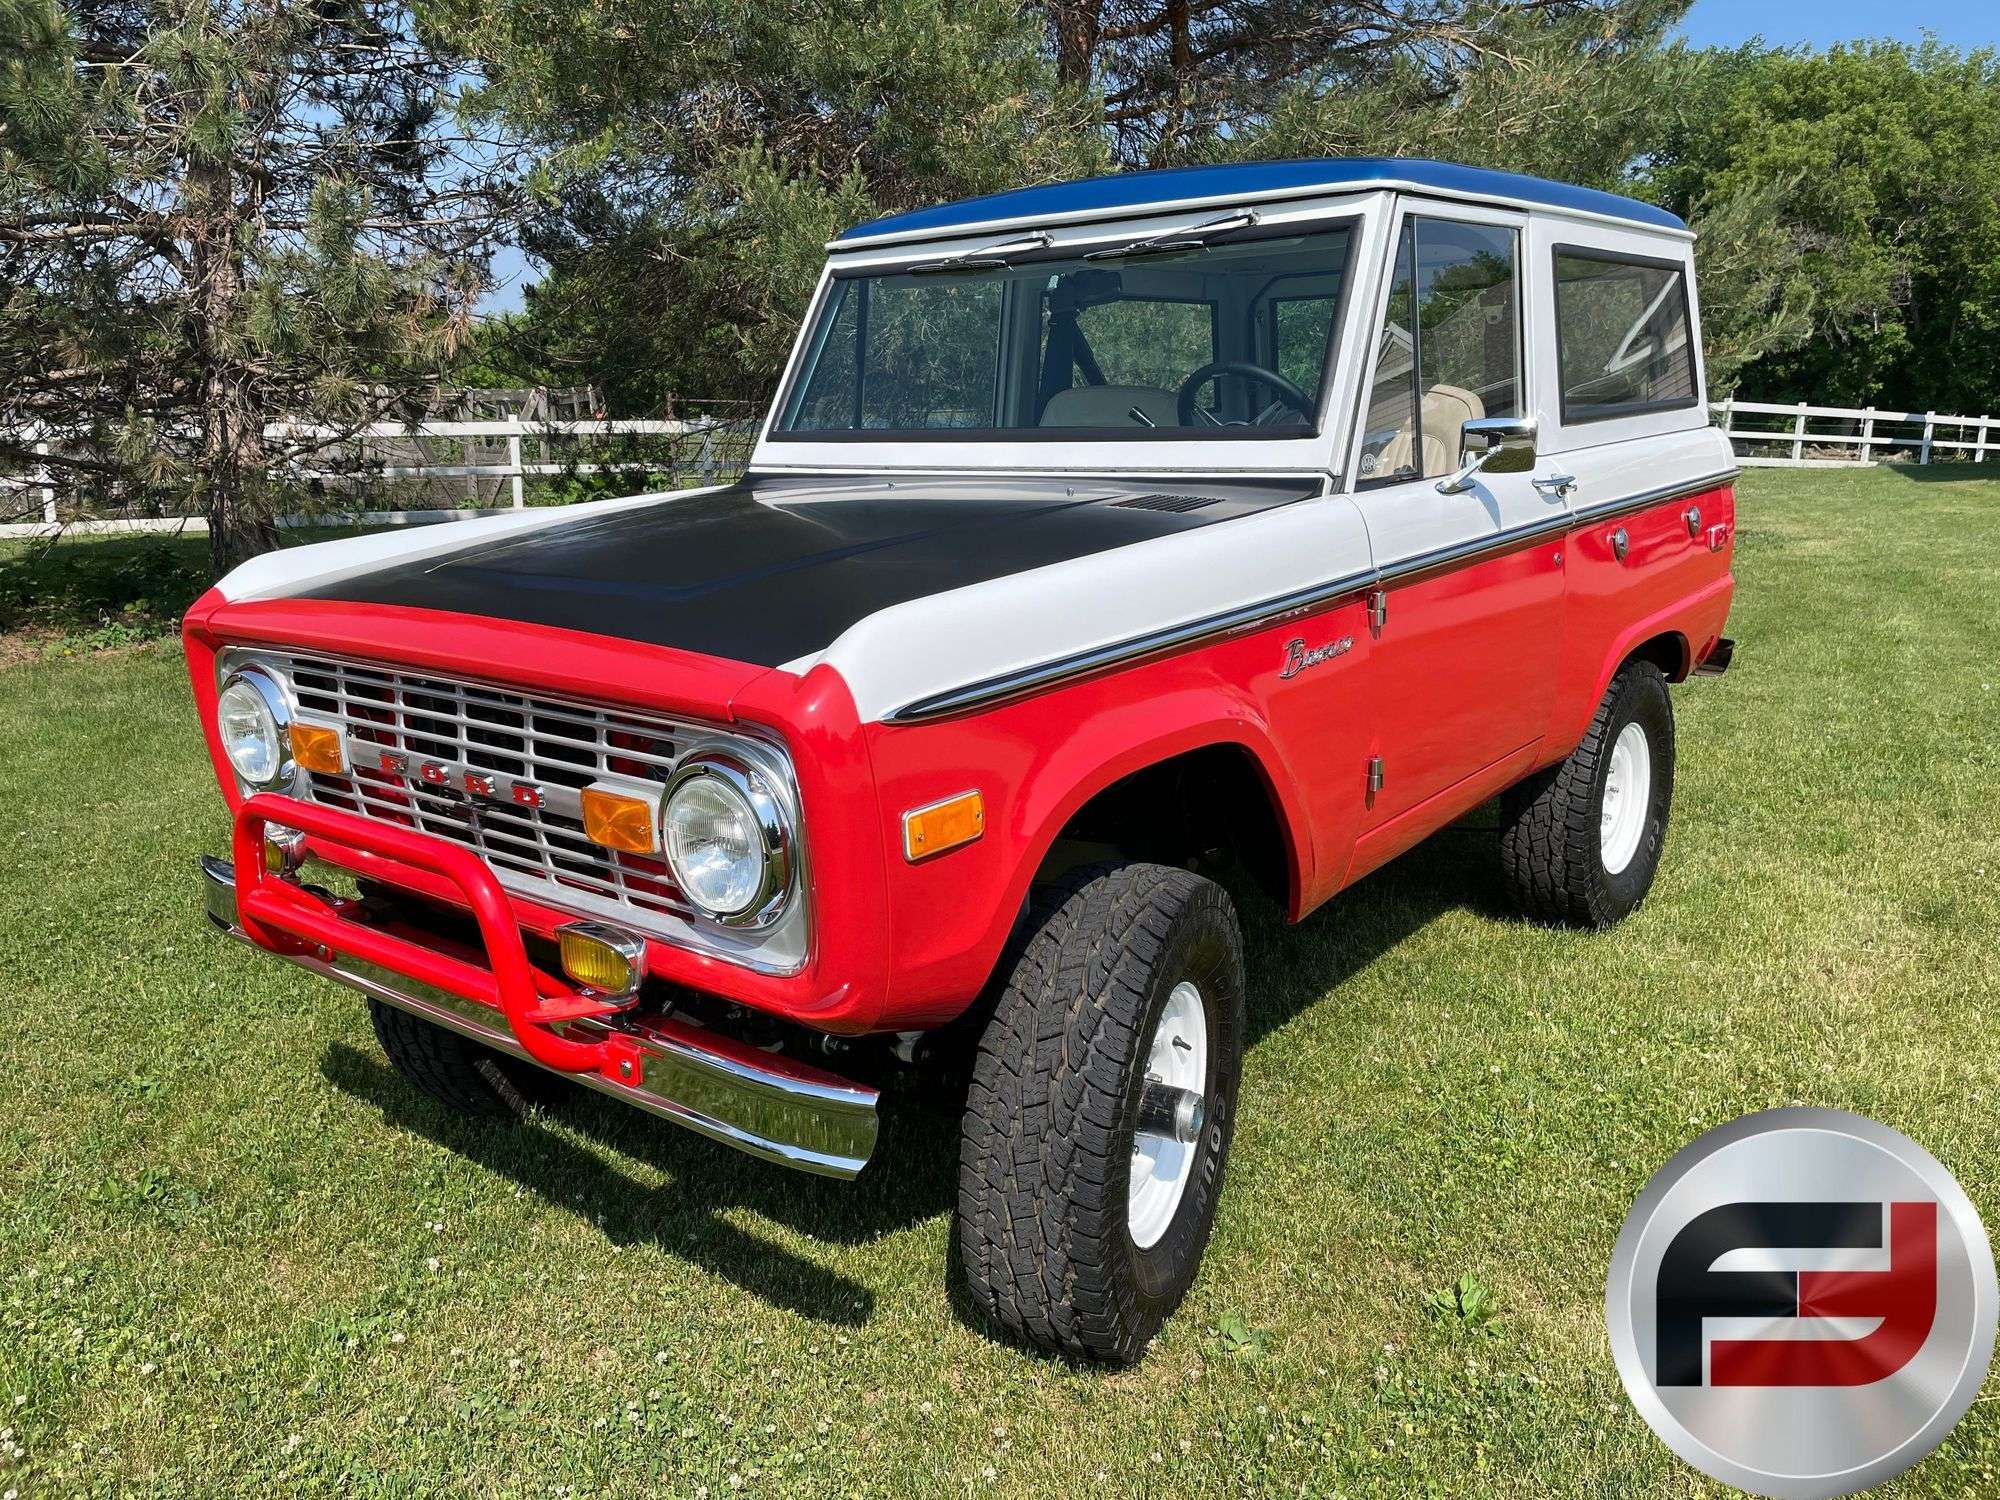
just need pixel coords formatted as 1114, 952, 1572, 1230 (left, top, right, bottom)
1531, 473, 1578, 500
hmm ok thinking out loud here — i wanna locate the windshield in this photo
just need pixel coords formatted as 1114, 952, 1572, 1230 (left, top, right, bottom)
773, 221, 1356, 439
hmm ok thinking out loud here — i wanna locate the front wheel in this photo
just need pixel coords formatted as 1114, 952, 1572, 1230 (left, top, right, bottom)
956, 862, 1246, 1363
368, 999, 559, 1118
1499, 658, 1676, 927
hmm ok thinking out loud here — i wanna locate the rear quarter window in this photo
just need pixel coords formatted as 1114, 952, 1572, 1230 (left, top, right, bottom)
1553, 249, 1697, 424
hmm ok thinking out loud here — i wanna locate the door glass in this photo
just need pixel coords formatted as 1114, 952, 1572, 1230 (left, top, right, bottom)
1358, 219, 1521, 484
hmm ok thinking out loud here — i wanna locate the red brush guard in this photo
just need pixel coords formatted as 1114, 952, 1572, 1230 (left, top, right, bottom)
231, 792, 644, 1082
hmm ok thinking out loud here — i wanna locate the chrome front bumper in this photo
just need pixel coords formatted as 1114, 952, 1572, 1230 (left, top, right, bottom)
199, 856, 878, 1178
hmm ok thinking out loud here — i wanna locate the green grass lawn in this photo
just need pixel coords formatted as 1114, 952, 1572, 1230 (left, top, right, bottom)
2, 465, 1998, 1496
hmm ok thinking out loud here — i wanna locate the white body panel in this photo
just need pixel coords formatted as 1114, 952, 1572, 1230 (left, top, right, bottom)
802, 485, 1371, 722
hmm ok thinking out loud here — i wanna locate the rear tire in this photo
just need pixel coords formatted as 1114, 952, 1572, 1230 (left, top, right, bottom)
1499, 658, 1676, 927
956, 862, 1246, 1363
368, 1000, 555, 1118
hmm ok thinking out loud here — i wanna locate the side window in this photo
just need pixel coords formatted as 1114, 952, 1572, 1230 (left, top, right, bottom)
1359, 218, 1520, 484
1554, 251, 1696, 422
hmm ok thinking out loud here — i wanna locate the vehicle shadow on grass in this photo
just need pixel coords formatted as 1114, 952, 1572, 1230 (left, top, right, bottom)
1237, 814, 1507, 1050
933, 820, 1506, 1359
320, 1041, 954, 1328
316, 819, 1498, 1338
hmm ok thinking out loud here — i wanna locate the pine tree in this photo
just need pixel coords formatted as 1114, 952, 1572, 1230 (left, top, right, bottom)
1, 0, 515, 570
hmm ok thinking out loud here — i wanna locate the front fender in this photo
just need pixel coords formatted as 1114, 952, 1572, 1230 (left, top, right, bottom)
862, 653, 1317, 1029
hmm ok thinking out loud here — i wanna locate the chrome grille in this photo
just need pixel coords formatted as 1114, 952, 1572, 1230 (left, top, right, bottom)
247, 649, 718, 933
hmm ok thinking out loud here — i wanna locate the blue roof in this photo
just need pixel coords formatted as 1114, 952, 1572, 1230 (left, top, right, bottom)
838, 157, 1685, 242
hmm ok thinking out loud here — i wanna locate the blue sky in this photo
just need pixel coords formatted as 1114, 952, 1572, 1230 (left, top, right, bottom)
1677, 0, 1996, 50
482, 4, 1998, 316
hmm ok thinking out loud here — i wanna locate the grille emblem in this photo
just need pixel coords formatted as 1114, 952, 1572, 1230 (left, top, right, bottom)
252, 649, 731, 936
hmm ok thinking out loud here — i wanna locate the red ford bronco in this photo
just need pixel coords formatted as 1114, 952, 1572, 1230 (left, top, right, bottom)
189, 158, 1736, 1363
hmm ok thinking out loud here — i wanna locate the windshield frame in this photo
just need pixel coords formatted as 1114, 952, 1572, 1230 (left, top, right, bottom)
754, 195, 1387, 474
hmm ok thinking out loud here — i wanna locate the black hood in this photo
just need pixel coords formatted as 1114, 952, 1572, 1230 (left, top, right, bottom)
297, 471, 1318, 668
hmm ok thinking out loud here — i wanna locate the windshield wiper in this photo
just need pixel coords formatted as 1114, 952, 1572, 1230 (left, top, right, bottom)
1082, 208, 1261, 263
906, 231, 1053, 275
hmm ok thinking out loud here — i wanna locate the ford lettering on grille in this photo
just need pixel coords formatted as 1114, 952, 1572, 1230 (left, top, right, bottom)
239, 650, 728, 936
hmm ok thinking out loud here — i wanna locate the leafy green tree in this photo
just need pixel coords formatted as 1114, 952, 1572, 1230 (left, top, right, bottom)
447, 0, 1106, 407
0, 0, 512, 568
452, 0, 1675, 406
1043, 0, 1677, 170
1224, 2, 1690, 186
1648, 40, 2000, 410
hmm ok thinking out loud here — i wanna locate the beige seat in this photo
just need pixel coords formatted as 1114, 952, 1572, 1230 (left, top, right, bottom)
1375, 384, 1486, 479
1039, 384, 1181, 428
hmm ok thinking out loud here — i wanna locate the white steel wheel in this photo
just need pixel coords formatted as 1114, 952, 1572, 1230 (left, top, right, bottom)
1599, 721, 1653, 875
1129, 979, 1208, 1251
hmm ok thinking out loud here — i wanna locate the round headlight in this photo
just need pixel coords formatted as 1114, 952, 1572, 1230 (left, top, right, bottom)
216, 669, 291, 789
661, 755, 793, 924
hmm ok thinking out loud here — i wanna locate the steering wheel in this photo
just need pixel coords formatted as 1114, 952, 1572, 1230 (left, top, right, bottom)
1176, 361, 1315, 426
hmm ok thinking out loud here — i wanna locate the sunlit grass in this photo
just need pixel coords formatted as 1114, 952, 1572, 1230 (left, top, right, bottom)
1, 464, 1997, 1495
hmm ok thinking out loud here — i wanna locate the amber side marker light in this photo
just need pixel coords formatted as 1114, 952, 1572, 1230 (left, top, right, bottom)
903, 790, 985, 862
288, 721, 346, 775
557, 922, 645, 998
580, 784, 660, 854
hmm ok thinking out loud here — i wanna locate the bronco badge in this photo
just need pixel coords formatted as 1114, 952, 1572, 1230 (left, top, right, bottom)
1279, 635, 1353, 679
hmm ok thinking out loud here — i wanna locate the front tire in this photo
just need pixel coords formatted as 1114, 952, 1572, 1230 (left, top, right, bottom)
956, 862, 1246, 1363
368, 1000, 556, 1118
1499, 658, 1676, 927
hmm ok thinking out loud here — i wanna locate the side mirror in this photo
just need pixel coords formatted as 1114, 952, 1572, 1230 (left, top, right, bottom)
1436, 415, 1537, 494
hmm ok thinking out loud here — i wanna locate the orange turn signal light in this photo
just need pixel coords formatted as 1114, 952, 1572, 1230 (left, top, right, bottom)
903, 790, 984, 862
289, 721, 346, 775
581, 784, 659, 854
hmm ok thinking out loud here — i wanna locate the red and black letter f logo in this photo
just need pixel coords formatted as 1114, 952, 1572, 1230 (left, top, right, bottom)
1656, 1201, 1937, 1386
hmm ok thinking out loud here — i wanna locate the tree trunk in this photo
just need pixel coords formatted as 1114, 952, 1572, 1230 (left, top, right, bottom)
1046, 0, 1103, 89
187, 154, 274, 576
202, 356, 274, 576
1163, 0, 1191, 162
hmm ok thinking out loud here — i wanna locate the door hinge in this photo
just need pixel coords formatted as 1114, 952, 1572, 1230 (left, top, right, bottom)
1367, 588, 1388, 632
1366, 755, 1385, 796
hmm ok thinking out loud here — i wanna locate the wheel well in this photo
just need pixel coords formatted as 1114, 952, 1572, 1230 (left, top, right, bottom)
1036, 744, 1290, 905
1626, 630, 1690, 683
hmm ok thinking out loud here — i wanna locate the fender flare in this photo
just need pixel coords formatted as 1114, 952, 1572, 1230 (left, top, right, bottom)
1553, 573, 1734, 751
970, 687, 1315, 988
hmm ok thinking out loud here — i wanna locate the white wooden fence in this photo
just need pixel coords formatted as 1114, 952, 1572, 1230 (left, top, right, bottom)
1714, 399, 1995, 468
0, 415, 756, 538
5, 398, 1992, 536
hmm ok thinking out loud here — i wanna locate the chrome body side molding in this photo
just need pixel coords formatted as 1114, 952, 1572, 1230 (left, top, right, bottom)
887, 564, 1377, 723
887, 468, 1740, 724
